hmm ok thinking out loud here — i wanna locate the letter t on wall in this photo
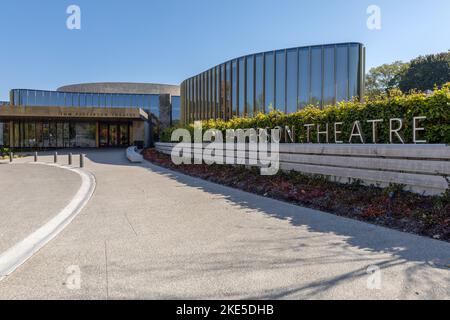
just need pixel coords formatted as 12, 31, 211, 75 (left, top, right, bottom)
367, 119, 383, 144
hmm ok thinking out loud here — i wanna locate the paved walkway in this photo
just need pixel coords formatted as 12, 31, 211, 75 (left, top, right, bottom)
0, 149, 448, 299
0, 163, 81, 253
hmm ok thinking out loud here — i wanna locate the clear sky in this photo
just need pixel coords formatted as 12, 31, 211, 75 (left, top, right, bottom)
1, 0, 449, 100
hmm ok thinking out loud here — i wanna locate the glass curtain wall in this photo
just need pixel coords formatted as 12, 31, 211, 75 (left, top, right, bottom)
6, 121, 132, 148
11, 89, 161, 112
180, 43, 364, 124
0, 122, 10, 147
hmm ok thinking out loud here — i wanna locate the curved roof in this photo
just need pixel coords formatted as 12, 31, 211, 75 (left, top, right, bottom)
57, 82, 180, 96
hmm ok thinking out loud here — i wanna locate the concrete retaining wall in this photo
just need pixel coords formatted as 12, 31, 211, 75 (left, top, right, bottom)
155, 143, 450, 196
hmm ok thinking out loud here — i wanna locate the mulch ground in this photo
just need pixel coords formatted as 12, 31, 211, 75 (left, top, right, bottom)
143, 149, 450, 243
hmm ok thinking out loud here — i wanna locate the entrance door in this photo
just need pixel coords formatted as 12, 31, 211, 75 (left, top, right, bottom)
109, 124, 119, 147
99, 123, 108, 147
119, 124, 129, 147
98, 123, 130, 148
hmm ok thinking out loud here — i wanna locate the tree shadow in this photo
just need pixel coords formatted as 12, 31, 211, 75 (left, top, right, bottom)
138, 161, 450, 268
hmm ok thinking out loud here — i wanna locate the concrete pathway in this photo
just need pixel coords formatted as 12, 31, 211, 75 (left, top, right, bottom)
0, 163, 81, 253
0, 149, 448, 299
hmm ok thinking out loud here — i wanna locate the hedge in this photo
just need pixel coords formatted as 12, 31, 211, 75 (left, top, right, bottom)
162, 83, 450, 144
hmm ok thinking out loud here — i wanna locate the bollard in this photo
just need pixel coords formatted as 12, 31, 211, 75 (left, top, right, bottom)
69, 153, 73, 166
80, 154, 84, 168
54, 152, 58, 163
9, 152, 13, 163
34, 152, 38, 162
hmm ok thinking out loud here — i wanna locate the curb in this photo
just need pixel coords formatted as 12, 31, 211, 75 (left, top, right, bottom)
0, 162, 96, 281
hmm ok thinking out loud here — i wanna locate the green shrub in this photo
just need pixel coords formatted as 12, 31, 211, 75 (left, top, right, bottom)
162, 83, 450, 144
0, 147, 10, 156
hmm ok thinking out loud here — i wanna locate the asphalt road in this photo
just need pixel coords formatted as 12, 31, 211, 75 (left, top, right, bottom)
0, 150, 448, 299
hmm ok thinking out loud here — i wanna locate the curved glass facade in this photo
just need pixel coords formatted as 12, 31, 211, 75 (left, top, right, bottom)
180, 43, 365, 125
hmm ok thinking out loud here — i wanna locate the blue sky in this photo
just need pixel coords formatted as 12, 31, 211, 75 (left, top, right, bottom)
1, 0, 449, 100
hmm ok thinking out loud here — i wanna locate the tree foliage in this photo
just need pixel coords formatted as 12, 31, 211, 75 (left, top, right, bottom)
399, 51, 450, 93
365, 61, 409, 98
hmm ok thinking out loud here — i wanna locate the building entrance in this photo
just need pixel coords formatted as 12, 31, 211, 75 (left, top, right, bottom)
99, 123, 131, 148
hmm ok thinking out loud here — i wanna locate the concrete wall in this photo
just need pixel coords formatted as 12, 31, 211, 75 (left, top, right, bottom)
155, 143, 450, 196
57, 82, 180, 96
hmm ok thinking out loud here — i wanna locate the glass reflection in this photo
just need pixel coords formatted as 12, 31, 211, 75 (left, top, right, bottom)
246, 56, 254, 117
311, 47, 323, 107
286, 49, 298, 114
180, 43, 364, 124
265, 52, 275, 111
336, 45, 349, 102
255, 54, 264, 113
226, 62, 231, 120
349, 44, 360, 100
238, 58, 245, 116
323, 46, 335, 106
232, 61, 237, 117
275, 50, 286, 111
298, 48, 310, 109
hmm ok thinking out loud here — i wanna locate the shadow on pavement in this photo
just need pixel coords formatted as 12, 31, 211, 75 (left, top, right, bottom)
141, 161, 450, 266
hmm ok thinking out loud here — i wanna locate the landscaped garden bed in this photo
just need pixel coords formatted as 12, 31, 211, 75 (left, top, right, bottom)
143, 148, 450, 243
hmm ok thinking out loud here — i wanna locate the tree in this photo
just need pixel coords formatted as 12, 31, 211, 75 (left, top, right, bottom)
365, 61, 409, 98
399, 51, 450, 92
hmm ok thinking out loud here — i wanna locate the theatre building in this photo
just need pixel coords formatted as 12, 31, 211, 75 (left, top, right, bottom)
0, 83, 180, 149
0, 42, 366, 149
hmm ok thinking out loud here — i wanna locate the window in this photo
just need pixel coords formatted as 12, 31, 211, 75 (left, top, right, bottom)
172, 96, 181, 123
265, 52, 275, 111
220, 64, 225, 119
349, 44, 360, 100
185, 81, 190, 123
106, 94, 113, 108
49, 91, 58, 106
206, 70, 211, 120
212, 70, 216, 119
275, 50, 286, 111
150, 95, 160, 118
226, 62, 231, 120
323, 46, 335, 106
200, 73, 207, 120
238, 58, 245, 117
57, 92, 65, 106
215, 67, 220, 119
298, 48, 310, 109
86, 93, 93, 107
286, 49, 298, 113
232, 60, 238, 117
13, 90, 19, 105
80, 94, 87, 107
34, 91, 44, 106
246, 56, 254, 117
193, 77, 197, 120
311, 47, 323, 107
255, 54, 264, 114
336, 45, 349, 102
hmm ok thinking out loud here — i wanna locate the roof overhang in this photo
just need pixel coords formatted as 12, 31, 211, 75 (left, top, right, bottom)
0, 105, 148, 121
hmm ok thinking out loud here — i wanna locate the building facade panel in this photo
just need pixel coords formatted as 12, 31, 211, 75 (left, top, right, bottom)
1, 82, 181, 149
180, 43, 365, 125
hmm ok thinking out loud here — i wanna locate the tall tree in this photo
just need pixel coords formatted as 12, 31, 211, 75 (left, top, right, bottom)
399, 51, 450, 92
365, 61, 409, 98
